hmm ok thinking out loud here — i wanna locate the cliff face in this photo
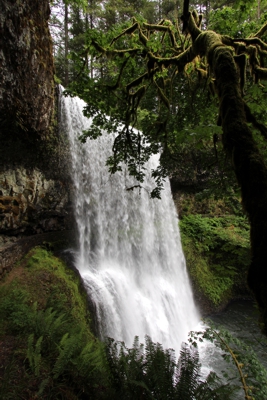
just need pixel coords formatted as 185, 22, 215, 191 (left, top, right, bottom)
0, 0, 74, 275
0, 0, 54, 135
0, 165, 70, 239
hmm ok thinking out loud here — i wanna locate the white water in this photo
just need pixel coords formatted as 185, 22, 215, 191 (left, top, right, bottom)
60, 90, 199, 354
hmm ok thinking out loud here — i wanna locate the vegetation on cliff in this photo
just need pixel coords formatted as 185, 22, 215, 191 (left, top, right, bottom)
180, 211, 250, 310
1, 246, 266, 399
0, 246, 95, 398
0, 247, 232, 399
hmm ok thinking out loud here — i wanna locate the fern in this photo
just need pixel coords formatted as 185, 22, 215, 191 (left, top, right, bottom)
37, 377, 50, 397
26, 334, 43, 377
30, 305, 71, 357
175, 343, 201, 398
175, 342, 235, 399
103, 336, 236, 400
53, 331, 83, 379
143, 336, 176, 400
75, 339, 106, 377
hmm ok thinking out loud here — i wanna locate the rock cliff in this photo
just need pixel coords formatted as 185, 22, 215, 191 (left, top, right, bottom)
0, 0, 54, 135
0, 0, 74, 276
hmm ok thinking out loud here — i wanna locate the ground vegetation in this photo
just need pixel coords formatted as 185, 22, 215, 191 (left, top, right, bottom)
1, 246, 266, 399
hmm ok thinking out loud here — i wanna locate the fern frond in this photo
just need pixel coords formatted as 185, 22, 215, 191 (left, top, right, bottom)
175, 342, 201, 398
53, 331, 83, 379
26, 334, 43, 377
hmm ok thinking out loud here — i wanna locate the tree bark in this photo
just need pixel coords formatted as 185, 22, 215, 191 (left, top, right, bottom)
187, 14, 267, 332
64, 2, 69, 86
0, 0, 55, 136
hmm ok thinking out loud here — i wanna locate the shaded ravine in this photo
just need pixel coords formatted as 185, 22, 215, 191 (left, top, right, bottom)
60, 89, 199, 354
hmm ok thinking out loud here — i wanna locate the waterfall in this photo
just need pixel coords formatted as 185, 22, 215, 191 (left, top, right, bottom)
60, 90, 199, 354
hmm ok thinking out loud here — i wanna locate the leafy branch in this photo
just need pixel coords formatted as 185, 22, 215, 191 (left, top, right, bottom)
189, 323, 267, 400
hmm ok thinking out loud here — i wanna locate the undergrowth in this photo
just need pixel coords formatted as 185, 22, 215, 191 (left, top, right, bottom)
0, 246, 265, 399
179, 215, 250, 307
0, 246, 233, 399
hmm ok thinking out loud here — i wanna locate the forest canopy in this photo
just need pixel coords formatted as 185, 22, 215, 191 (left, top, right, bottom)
51, 0, 267, 331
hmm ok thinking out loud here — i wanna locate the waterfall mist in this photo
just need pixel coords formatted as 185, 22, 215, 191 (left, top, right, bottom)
60, 90, 199, 353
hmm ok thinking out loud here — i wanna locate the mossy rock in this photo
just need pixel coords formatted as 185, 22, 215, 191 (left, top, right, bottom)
0, 246, 105, 399
179, 214, 251, 314
0, 247, 90, 326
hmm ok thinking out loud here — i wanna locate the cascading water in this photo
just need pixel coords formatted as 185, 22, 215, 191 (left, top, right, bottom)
60, 89, 199, 354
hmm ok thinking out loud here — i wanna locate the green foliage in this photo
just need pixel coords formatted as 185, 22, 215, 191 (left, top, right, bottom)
0, 288, 32, 334
0, 286, 237, 399
182, 236, 234, 305
27, 334, 43, 377
180, 214, 250, 254
179, 214, 250, 306
23, 305, 107, 397
189, 322, 267, 400
24, 247, 91, 329
1, 246, 265, 399
104, 336, 234, 399
59, 7, 229, 196
232, 0, 267, 20
30, 305, 70, 355
175, 343, 233, 400
208, 6, 262, 37
53, 0, 267, 207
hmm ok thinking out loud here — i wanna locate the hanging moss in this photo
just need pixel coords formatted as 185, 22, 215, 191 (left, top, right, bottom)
194, 19, 267, 333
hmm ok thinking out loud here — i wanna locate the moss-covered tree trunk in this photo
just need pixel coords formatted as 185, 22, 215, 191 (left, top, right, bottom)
187, 14, 267, 331
214, 47, 267, 331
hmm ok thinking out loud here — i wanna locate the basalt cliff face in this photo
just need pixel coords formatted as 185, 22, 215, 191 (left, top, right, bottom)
0, 0, 54, 134
0, 0, 74, 277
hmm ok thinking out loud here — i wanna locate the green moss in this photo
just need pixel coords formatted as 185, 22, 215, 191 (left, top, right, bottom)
0, 247, 92, 333
180, 215, 250, 308
0, 247, 101, 399
182, 235, 235, 306
23, 247, 90, 329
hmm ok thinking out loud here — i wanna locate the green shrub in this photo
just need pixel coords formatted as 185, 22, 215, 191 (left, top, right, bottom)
0, 288, 34, 334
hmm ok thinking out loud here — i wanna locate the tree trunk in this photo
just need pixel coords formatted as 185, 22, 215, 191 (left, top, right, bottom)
213, 46, 267, 331
187, 14, 267, 332
64, 2, 69, 86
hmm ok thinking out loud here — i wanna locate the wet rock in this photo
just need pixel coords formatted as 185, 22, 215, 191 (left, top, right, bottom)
0, 167, 72, 236
0, 1, 76, 277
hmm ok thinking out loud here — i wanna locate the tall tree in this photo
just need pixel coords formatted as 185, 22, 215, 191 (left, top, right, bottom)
64, 1, 69, 85
50, 0, 89, 84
